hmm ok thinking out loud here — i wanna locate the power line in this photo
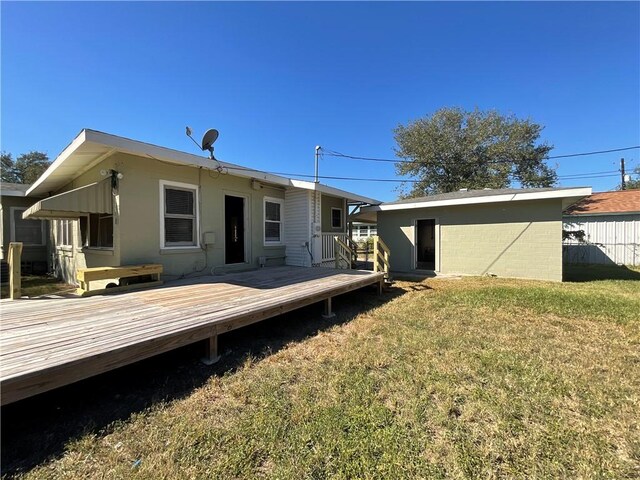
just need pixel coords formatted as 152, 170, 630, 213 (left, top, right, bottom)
556, 170, 619, 178
220, 163, 622, 184
320, 145, 640, 165
222, 164, 420, 183
558, 173, 620, 180
547, 146, 639, 159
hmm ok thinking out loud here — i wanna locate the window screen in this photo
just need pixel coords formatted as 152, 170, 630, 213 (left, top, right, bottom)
164, 186, 196, 246
264, 199, 283, 244
13, 209, 43, 245
331, 208, 342, 229
165, 188, 194, 215
56, 219, 73, 247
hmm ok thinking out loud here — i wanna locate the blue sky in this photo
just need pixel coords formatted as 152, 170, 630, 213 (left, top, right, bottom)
2, 1, 639, 201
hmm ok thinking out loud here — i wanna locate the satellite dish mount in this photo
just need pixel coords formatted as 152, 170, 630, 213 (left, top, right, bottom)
201, 129, 219, 160
186, 127, 219, 160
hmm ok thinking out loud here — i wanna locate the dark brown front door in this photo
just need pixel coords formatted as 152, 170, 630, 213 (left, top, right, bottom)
225, 195, 245, 264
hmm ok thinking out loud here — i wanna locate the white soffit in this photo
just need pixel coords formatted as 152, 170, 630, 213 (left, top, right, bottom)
360, 187, 593, 213
289, 179, 379, 205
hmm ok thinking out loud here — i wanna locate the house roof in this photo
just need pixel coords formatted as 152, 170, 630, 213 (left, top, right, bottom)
354, 186, 592, 223
1, 183, 31, 197
26, 129, 380, 205
564, 190, 640, 215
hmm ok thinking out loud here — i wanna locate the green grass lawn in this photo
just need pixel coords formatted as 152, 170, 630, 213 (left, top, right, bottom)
7, 271, 640, 478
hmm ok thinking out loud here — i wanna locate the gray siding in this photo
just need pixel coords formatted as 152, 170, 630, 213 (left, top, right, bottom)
1, 195, 49, 265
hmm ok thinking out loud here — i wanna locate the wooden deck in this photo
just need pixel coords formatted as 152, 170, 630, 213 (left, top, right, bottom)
0, 266, 385, 405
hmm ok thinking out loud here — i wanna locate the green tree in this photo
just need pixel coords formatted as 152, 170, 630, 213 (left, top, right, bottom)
1, 151, 50, 184
623, 166, 640, 190
394, 108, 557, 197
1, 152, 19, 183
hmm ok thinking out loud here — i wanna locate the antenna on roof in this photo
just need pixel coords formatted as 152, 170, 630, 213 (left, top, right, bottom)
185, 126, 219, 160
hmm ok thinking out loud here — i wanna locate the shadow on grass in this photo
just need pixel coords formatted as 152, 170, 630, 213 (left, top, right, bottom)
563, 264, 640, 282
0, 284, 405, 477
0, 275, 72, 298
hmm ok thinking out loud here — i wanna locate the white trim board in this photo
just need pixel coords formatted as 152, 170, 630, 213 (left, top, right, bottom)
263, 196, 285, 247
361, 188, 592, 213
159, 179, 201, 250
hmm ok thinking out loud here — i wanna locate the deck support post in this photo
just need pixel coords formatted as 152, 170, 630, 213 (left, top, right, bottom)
378, 278, 384, 296
322, 297, 336, 319
8, 242, 23, 300
201, 334, 221, 365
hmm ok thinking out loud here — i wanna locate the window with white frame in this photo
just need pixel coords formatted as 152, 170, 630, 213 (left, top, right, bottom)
10, 207, 45, 246
80, 213, 114, 248
331, 207, 343, 229
161, 181, 199, 248
56, 219, 74, 247
264, 197, 283, 245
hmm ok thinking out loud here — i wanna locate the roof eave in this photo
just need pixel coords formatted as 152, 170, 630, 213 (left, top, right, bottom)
25, 129, 380, 204
26, 129, 88, 196
361, 187, 592, 212
564, 210, 640, 217
289, 179, 380, 204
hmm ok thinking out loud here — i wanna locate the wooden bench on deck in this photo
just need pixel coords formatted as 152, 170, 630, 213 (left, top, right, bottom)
76, 264, 163, 297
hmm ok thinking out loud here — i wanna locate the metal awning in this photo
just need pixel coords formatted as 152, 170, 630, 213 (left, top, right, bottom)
23, 180, 113, 220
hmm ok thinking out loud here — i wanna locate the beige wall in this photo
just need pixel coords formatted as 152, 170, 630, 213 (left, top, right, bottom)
1, 195, 49, 264
321, 194, 346, 233
49, 152, 287, 280
377, 199, 563, 282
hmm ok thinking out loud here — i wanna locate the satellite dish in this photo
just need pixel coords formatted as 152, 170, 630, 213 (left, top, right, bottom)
201, 129, 219, 153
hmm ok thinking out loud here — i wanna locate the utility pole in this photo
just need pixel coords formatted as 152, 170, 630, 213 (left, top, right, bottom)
314, 146, 321, 183
620, 158, 626, 190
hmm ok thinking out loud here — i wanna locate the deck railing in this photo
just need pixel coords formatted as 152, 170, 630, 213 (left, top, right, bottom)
321, 232, 348, 264
372, 236, 390, 279
334, 236, 358, 269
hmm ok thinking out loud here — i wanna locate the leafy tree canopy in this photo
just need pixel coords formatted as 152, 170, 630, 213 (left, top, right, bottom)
1, 151, 50, 184
394, 107, 557, 197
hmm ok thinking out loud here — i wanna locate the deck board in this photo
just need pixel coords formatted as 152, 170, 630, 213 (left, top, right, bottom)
0, 266, 384, 405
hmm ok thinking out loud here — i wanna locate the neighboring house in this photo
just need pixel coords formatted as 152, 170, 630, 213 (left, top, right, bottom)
563, 190, 640, 266
22, 129, 378, 283
351, 222, 378, 242
356, 187, 591, 282
0, 182, 49, 274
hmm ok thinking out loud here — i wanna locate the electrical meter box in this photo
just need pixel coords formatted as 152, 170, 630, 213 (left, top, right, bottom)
203, 232, 216, 245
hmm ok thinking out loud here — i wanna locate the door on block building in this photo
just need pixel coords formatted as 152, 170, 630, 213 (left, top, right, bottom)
416, 219, 436, 270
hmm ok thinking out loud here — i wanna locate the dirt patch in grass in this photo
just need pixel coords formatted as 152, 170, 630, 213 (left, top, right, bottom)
2, 276, 639, 478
